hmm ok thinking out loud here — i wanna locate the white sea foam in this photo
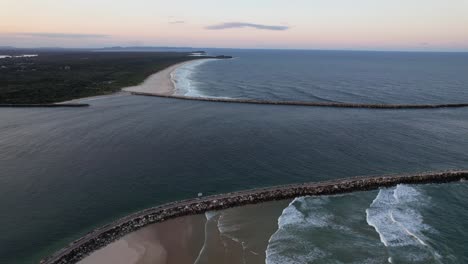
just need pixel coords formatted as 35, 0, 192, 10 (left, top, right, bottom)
171, 59, 217, 97
17, 54, 38, 58
0, 54, 38, 59
194, 211, 230, 264
366, 185, 442, 263
366, 185, 430, 247
198, 210, 251, 264
276, 198, 306, 228
204, 211, 219, 221
217, 212, 243, 235
265, 197, 332, 264
193, 211, 216, 264
189, 52, 206, 57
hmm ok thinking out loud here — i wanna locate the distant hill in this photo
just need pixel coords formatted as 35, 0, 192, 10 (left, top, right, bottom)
0, 46, 208, 52
97, 46, 198, 52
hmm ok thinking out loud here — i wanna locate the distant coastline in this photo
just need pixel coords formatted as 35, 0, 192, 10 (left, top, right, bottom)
122, 59, 213, 96
41, 170, 468, 264
126, 57, 468, 110
122, 57, 224, 96
0, 51, 206, 105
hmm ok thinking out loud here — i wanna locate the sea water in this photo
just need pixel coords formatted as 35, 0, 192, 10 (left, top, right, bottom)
266, 183, 468, 264
1, 50, 468, 263
173, 50, 468, 104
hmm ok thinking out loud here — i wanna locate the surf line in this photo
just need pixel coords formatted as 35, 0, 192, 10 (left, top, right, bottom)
41, 170, 468, 264
131, 92, 468, 109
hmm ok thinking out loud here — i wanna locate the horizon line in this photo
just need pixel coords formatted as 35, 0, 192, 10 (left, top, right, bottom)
1, 45, 467, 53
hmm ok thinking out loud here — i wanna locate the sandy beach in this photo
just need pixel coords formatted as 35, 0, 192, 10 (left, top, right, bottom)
78, 214, 206, 264
78, 200, 291, 264
59, 59, 207, 104
122, 59, 208, 96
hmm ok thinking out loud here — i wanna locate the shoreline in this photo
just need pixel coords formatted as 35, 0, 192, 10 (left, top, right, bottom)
78, 215, 207, 264
122, 58, 468, 110
122, 58, 214, 96
40, 170, 468, 264
57, 91, 129, 104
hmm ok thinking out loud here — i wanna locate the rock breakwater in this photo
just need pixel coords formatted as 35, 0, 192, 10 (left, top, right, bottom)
40, 170, 468, 264
131, 92, 468, 109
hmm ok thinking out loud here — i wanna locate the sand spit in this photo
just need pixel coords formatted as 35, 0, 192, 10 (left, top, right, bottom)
78, 215, 206, 264
41, 170, 468, 264
122, 59, 211, 96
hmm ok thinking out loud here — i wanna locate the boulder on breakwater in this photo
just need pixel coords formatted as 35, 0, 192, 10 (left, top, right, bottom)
131, 92, 468, 109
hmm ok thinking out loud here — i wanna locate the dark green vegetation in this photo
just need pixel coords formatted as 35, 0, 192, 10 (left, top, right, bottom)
0, 51, 198, 104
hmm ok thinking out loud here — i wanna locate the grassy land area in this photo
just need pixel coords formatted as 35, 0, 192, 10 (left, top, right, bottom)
0, 51, 199, 104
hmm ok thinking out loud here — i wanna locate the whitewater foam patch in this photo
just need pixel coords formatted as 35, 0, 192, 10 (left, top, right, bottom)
196, 209, 258, 264
171, 59, 217, 97
266, 193, 407, 264
366, 185, 441, 263
0, 54, 38, 59
265, 197, 332, 264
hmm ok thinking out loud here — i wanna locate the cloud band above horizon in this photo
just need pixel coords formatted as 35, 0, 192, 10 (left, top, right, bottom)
11, 32, 110, 39
206, 22, 289, 31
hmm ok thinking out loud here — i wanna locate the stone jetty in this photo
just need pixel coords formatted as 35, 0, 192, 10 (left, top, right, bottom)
40, 170, 468, 264
131, 92, 468, 109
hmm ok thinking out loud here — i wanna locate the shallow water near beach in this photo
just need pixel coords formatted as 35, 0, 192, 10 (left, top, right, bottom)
174, 50, 468, 104
2, 50, 468, 263
267, 183, 468, 264
80, 183, 468, 264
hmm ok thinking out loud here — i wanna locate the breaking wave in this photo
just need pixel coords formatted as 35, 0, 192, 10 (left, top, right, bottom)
264, 196, 389, 264
366, 185, 442, 263
265, 197, 331, 264
171, 59, 218, 97
265, 188, 447, 264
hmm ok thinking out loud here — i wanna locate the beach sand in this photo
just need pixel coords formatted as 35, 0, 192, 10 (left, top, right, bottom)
195, 199, 291, 264
78, 214, 206, 264
122, 59, 207, 96
59, 59, 206, 104
78, 200, 291, 264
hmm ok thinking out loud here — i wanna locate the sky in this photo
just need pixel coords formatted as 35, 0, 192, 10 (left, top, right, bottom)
1, 0, 467, 51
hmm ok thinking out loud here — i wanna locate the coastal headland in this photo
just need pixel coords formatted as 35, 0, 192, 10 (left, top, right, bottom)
41, 170, 468, 264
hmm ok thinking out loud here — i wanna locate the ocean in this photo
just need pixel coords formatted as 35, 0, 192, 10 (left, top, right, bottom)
173, 50, 468, 104
266, 183, 468, 264
1, 50, 468, 263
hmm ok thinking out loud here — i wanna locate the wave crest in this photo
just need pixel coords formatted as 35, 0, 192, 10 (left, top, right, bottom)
366, 185, 442, 263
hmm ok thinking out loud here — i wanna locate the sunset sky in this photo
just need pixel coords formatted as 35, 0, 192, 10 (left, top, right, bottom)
1, 0, 467, 51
